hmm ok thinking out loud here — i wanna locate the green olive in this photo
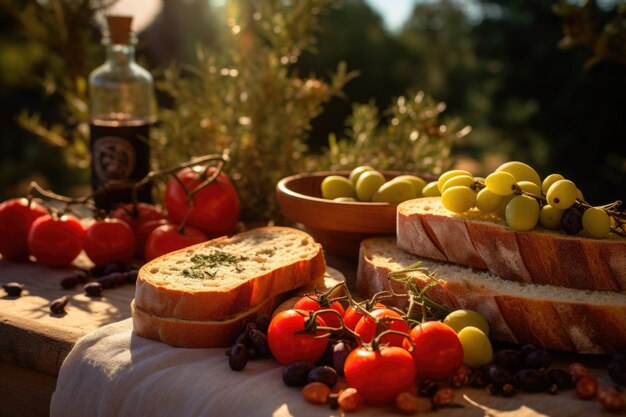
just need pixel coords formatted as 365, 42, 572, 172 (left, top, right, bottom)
355, 170, 386, 201
394, 175, 427, 197
372, 178, 416, 204
348, 166, 375, 186
422, 181, 441, 197
321, 175, 356, 200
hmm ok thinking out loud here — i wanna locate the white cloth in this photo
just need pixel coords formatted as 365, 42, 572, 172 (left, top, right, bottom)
51, 319, 579, 417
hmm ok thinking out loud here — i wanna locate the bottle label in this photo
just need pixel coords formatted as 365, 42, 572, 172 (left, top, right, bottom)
92, 136, 136, 182
90, 122, 152, 210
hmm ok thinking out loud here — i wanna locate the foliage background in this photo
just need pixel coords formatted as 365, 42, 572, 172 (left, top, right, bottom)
0, 0, 624, 212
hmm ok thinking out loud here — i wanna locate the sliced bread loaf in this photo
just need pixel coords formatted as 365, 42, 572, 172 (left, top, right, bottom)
131, 298, 277, 348
397, 197, 626, 291
357, 237, 626, 354
134, 227, 326, 321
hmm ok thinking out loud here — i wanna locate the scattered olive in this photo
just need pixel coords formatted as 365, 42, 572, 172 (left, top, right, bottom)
283, 361, 316, 387
125, 269, 139, 284
104, 262, 126, 275
520, 343, 539, 358
488, 365, 513, 388
255, 314, 270, 333
249, 329, 271, 358
547, 368, 574, 389
598, 386, 626, 412
513, 369, 550, 393
338, 388, 361, 412
432, 387, 454, 408
332, 341, 352, 376
96, 276, 116, 289
493, 349, 523, 372
523, 349, 552, 369
608, 361, 626, 386
235, 329, 251, 347
74, 269, 90, 283
568, 362, 591, 382
395, 391, 418, 414
50, 296, 69, 314
3, 282, 24, 297
89, 265, 107, 278
84, 282, 103, 297
301, 382, 330, 405
307, 366, 338, 388
418, 380, 440, 397
228, 343, 248, 371
575, 375, 598, 399
60, 275, 79, 290
245, 321, 258, 333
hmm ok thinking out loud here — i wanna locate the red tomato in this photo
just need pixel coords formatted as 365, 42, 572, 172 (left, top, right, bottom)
292, 295, 345, 328
144, 223, 207, 261
27, 214, 85, 267
355, 308, 410, 347
0, 198, 48, 261
343, 302, 386, 332
84, 219, 135, 266
267, 309, 329, 365
135, 218, 169, 259
344, 346, 416, 405
164, 166, 240, 238
402, 321, 464, 381
110, 203, 165, 232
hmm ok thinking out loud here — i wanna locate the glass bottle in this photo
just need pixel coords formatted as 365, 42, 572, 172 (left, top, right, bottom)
89, 15, 155, 210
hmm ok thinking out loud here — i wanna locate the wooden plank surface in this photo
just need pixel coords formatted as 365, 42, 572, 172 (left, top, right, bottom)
0, 360, 57, 417
0, 257, 136, 375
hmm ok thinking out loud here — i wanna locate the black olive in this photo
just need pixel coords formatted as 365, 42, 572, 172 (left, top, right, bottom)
418, 380, 440, 397
547, 368, 574, 389
125, 269, 139, 284
89, 265, 107, 278
520, 343, 539, 358
488, 365, 513, 388
228, 343, 248, 371
60, 275, 79, 290
513, 369, 550, 392
332, 341, 352, 376
523, 349, 552, 369
494, 349, 523, 372
50, 296, 69, 314
282, 361, 315, 387
255, 314, 270, 333
249, 329, 271, 358
308, 366, 338, 388
562, 208, 583, 235
84, 282, 103, 297
2, 282, 24, 297
74, 270, 90, 283
104, 262, 126, 275
608, 361, 626, 386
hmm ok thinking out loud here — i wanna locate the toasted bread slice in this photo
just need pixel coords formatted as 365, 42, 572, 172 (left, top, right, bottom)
397, 198, 626, 291
134, 227, 326, 321
357, 237, 626, 354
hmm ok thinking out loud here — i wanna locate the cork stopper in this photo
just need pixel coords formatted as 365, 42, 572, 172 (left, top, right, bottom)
106, 15, 133, 44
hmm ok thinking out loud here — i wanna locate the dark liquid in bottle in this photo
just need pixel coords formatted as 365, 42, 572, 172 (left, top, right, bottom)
90, 114, 152, 211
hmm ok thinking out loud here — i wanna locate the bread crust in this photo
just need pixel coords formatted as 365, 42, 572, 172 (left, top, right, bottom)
357, 238, 626, 354
397, 198, 626, 291
131, 299, 276, 348
134, 227, 326, 321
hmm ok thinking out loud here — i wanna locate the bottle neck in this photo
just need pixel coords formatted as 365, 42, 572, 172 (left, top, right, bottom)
105, 43, 136, 66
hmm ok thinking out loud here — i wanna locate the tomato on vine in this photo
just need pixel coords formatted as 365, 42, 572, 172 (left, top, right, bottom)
144, 223, 207, 261
165, 166, 240, 238
344, 345, 416, 405
267, 309, 329, 365
84, 218, 135, 266
292, 294, 345, 328
343, 302, 386, 332
27, 214, 85, 267
135, 218, 169, 259
354, 308, 410, 347
0, 198, 48, 261
110, 203, 165, 232
402, 321, 464, 381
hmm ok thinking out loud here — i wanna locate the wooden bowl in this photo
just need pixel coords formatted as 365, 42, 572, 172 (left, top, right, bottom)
276, 171, 406, 259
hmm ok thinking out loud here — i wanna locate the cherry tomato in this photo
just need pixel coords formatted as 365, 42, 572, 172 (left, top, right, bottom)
27, 214, 85, 267
402, 321, 464, 381
135, 218, 169, 259
144, 223, 207, 261
110, 203, 165, 232
267, 309, 329, 365
343, 302, 386, 332
84, 218, 135, 266
355, 308, 410, 347
0, 198, 48, 261
292, 295, 345, 328
164, 166, 240, 238
344, 346, 416, 405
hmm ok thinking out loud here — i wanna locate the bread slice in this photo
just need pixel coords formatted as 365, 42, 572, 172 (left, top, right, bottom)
131, 298, 276, 348
357, 237, 626, 354
397, 197, 626, 291
134, 227, 326, 321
